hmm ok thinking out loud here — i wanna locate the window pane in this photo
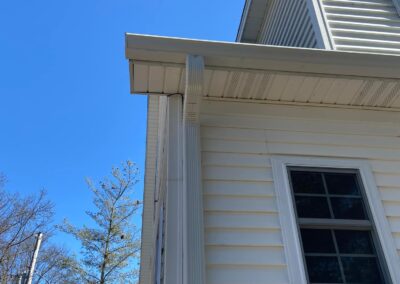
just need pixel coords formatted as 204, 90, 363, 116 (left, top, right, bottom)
290, 169, 389, 284
335, 230, 374, 254
305, 256, 343, 283
325, 172, 360, 195
290, 171, 325, 194
341, 257, 384, 283
331, 197, 367, 220
301, 229, 335, 253
295, 196, 331, 218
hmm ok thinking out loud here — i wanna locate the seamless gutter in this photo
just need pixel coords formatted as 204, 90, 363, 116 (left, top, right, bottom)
126, 33, 400, 80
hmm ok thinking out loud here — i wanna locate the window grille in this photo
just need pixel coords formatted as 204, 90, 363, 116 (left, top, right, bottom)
288, 167, 391, 283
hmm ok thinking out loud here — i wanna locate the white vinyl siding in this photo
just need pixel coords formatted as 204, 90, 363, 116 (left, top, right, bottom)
258, 0, 318, 48
202, 133, 287, 282
200, 99, 400, 284
320, 0, 400, 54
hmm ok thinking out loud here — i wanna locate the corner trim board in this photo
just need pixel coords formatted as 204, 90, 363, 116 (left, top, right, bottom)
139, 96, 160, 284
307, 0, 334, 49
164, 95, 184, 284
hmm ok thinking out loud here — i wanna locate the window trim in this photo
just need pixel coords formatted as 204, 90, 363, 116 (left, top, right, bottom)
288, 167, 389, 283
271, 156, 400, 284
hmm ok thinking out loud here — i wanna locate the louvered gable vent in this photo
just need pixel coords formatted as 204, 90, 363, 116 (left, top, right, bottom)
322, 0, 400, 55
238, 0, 400, 55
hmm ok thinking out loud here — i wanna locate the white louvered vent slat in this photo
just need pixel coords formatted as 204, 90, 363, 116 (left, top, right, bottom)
322, 0, 400, 55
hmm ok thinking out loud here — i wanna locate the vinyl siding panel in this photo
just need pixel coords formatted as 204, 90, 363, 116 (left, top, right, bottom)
258, 0, 318, 48
207, 266, 288, 284
321, 0, 400, 54
206, 229, 282, 247
205, 212, 280, 232
201, 100, 400, 283
206, 246, 286, 266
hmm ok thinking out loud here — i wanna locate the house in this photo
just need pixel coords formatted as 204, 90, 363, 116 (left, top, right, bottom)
126, 0, 400, 283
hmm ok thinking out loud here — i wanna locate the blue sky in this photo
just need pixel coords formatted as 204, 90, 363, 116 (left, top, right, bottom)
0, 0, 244, 252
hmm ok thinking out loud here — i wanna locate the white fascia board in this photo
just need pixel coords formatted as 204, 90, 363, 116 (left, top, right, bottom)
236, 0, 252, 42
126, 33, 400, 84
236, 0, 270, 43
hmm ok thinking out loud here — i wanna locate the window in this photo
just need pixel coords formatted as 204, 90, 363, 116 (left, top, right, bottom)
288, 168, 390, 284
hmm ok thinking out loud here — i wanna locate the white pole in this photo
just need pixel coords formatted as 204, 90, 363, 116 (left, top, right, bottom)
17, 274, 22, 284
26, 232, 43, 284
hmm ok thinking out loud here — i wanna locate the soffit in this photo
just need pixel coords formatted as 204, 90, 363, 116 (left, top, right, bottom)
132, 61, 400, 109
126, 34, 400, 110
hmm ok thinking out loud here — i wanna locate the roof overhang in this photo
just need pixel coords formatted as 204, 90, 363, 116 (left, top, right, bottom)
236, 0, 270, 43
126, 33, 400, 110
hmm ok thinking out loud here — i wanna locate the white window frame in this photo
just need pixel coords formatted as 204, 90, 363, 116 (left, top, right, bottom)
271, 156, 400, 284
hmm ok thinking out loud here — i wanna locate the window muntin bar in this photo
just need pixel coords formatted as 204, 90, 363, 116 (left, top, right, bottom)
288, 168, 390, 284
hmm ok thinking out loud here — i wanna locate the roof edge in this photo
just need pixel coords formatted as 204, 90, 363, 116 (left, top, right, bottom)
236, 0, 252, 42
126, 33, 400, 80
236, 0, 270, 43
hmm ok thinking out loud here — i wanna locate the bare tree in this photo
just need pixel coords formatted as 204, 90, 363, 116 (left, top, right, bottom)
61, 161, 141, 284
0, 189, 52, 282
0, 176, 76, 284
32, 243, 79, 284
